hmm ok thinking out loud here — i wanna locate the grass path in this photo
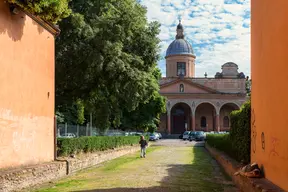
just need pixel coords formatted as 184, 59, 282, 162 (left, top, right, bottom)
34, 146, 238, 192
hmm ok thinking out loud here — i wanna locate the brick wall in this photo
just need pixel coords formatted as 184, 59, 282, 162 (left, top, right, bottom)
0, 145, 140, 192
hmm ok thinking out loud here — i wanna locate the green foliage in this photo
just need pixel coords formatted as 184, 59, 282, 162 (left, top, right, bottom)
245, 79, 251, 96
206, 134, 236, 159
230, 100, 251, 163
56, 111, 65, 124
57, 136, 147, 156
56, 99, 86, 125
206, 100, 251, 164
120, 69, 166, 131
8, 0, 71, 23
55, 0, 163, 131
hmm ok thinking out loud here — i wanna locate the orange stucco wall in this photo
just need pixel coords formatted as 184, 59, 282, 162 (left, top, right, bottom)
251, 0, 288, 190
0, 1, 55, 168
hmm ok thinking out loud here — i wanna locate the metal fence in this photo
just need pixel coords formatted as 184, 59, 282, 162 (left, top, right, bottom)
56, 123, 143, 137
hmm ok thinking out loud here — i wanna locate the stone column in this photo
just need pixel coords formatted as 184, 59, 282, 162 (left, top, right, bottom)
216, 114, 220, 132
167, 112, 171, 135
191, 114, 196, 131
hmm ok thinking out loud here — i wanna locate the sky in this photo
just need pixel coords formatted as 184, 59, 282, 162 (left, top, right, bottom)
139, 0, 250, 78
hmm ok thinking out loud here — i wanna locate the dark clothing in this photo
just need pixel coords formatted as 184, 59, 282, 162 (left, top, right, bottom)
139, 140, 148, 148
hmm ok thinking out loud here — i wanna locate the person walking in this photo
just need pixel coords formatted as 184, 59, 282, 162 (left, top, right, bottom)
139, 135, 148, 158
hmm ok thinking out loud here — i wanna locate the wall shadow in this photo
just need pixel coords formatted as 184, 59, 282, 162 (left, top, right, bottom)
72, 147, 236, 192
32, 20, 44, 34
0, 4, 25, 41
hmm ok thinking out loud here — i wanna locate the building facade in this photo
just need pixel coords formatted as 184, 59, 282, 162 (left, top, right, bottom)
0, 1, 58, 168
158, 21, 248, 135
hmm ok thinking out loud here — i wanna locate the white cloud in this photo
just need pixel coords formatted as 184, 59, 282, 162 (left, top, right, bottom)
140, 0, 251, 77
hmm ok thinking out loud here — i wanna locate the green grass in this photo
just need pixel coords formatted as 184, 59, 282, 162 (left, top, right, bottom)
34, 146, 236, 192
172, 148, 226, 191
34, 146, 161, 192
102, 146, 159, 172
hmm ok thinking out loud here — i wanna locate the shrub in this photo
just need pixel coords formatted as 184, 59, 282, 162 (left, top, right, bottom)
206, 100, 251, 164
230, 100, 251, 163
206, 134, 236, 159
57, 136, 147, 157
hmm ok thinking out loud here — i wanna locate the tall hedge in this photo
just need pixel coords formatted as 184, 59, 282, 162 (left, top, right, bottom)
229, 100, 251, 163
57, 136, 146, 157
206, 134, 235, 158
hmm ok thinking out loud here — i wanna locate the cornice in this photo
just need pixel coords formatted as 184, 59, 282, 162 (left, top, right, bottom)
9, 4, 61, 36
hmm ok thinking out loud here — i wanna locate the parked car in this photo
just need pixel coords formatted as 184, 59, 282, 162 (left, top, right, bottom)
188, 131, 196, 141
149, 133, 159, 141
156, 132, 162, 139
190, 131, 206, 141
59, 133, 76, 138
182, 131, 190, 140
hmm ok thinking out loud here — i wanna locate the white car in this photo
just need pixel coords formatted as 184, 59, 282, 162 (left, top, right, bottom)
60, 133, 76, 138
182, 131, 190, 140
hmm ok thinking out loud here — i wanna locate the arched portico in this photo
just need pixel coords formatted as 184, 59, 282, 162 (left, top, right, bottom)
170, 103, 192, 134
195, 103, 217, 132
219, 103, 240, 131
163, 100, 245, 134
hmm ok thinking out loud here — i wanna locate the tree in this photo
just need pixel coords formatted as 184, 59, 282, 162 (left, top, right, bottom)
120, 68, 166, 132
8, 0, 71, 23
55, 0, 165, 131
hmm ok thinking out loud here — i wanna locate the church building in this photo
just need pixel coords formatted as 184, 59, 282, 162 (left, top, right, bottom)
158, 21, 248, 135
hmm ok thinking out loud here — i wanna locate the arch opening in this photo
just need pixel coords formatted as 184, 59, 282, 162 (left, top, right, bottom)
195, 103, 217, 132
219, 103, 240, 131
201, 116, 207, 127
170, 102, 191, 134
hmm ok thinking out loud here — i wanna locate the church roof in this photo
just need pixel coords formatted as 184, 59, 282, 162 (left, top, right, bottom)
166, 39, 194, 57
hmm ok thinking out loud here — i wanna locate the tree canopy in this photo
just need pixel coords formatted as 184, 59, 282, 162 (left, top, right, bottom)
8, 0, 71, 23
56, 0, 166, 131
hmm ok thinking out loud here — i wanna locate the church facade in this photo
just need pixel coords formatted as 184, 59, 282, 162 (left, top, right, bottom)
158, 21, 248, 135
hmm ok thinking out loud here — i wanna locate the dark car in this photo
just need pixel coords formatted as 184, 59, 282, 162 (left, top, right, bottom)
188, 131, 196, 141
189, 131, 205, 141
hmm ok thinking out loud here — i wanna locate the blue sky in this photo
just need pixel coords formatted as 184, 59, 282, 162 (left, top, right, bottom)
139, 0, 250, 77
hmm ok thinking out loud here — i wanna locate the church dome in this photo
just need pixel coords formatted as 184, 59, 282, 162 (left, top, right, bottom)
166, 39, 194, 57
165, 20, 195, 57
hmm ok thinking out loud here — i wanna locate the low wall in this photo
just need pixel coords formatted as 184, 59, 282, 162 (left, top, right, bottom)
205, 143, 284, 192
0, 145, 140, 192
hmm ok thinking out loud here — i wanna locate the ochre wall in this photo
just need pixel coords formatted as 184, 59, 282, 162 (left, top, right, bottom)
251, 0, 288, 190
166, 55, 195, 77
0, 1, 55, 168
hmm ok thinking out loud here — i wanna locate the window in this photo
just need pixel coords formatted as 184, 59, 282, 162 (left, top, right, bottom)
179, 84, 184, 92
177, 62, 186, 76
201, 116, 207, 127
223, 116, 229, 127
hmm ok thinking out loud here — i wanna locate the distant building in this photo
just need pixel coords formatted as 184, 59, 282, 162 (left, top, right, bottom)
0, 1, 58, 168
158, 21, 248, 135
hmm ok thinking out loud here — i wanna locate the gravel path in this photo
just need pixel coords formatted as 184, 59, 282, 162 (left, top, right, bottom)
36, 140, 239, 192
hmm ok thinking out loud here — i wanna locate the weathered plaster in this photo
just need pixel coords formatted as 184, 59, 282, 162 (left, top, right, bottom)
0, 1, 55, 169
